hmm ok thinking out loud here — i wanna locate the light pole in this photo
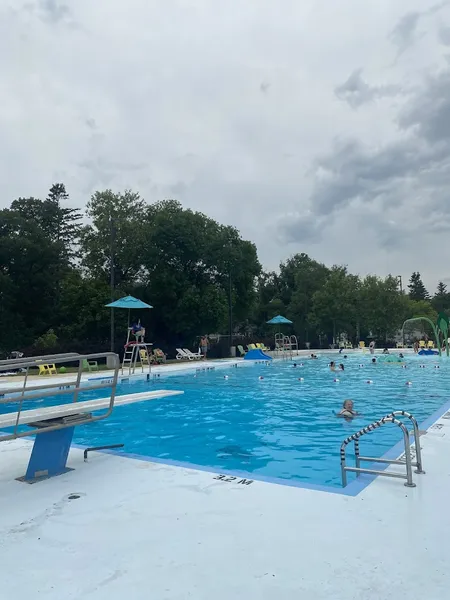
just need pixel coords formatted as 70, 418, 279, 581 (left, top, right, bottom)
228, 270, 233, 355
110, 216, 115, 352
397, 275, 403, 294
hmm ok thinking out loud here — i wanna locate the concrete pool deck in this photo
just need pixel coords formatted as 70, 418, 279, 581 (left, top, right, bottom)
1, 348, 446, 599
1, 398, 450, 598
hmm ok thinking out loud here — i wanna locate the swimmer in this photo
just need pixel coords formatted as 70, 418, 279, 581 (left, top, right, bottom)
310, 353, 318, 359
343, 355, 348, 359
371, 358, 377, 364
399, 353, 404, 359
329, 361, 337, 372
337, 400, 358, 419
339, 363, 345, 371
293, 363, 297, 368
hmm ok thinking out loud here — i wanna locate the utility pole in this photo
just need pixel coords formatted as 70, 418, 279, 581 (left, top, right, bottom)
397, 275, 403, 294
228, 270, 233, 356
110, 216, 115, 352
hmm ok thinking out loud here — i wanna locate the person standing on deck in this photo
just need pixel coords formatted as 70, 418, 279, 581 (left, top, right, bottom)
200, 335, 209, 359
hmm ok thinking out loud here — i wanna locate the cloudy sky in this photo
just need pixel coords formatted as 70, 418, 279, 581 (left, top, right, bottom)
2, 0, 450, 291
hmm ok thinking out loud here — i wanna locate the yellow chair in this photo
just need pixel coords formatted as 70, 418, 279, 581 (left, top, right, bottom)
359, 341, 365, 349
419, 340, 426, 348
427, 341, 435, 349
38, 363, 57, 376
247, 343, 257, 351
256, 343, 269, 351
139, 349, 150, 365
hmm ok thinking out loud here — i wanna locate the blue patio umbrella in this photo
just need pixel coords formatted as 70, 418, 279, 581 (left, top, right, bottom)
106, 295, 153, 332
106, 295, 153, 310
267, 315, 293, 343
266, 315, 293, 325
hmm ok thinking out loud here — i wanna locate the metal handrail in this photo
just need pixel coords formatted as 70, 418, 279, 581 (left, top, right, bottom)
0, 352, 80, 367
340, 412, 425, 488
0, 352, 120, 442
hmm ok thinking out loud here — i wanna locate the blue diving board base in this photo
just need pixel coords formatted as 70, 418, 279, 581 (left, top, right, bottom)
17, 426, 75, 484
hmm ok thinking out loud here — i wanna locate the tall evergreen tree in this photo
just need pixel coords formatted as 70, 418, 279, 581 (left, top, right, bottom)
46, 183, 82, 260
408, 272, 429, 301
436, 281, 447, 296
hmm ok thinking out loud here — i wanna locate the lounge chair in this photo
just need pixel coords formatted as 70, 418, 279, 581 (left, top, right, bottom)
38, 363, 57, 376
358, 341, 365, 349
176, 348, 191, 360
256, 343, 270, 351
427, 341, 435, 349
183, 348, 202, 360
82, 358, 99, 372
152, 348, 166, 364
237, 345, 246, 357
247, 343, 257, 351
419, 340, 426, 348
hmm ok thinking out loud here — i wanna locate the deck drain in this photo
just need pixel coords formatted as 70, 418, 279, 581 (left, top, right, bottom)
68, 494, 81, 500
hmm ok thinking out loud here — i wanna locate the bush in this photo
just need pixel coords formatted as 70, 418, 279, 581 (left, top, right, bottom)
34, 329, 58, 350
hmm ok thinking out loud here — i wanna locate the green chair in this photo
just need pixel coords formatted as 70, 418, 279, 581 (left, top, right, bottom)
82, 358, 98, 372
237, 345, 246, 357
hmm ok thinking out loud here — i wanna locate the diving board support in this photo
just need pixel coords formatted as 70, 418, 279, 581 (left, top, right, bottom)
20, 426, 75, 483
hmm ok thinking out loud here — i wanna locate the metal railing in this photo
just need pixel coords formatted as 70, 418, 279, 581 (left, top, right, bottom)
0, 352, 120, 442
340, 410, 425, 488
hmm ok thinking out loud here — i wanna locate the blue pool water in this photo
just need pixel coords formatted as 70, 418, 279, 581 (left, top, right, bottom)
4, 353, 450, 487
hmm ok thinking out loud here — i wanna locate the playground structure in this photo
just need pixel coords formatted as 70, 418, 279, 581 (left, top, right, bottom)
401, 312, 450, 357
274, 333, 299, 359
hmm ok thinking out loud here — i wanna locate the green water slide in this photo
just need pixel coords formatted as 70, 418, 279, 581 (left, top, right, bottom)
437, 312, 450, 357
401, 312, 450, 357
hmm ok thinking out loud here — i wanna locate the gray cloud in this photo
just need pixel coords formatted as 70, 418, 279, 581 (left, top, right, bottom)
284, 56, 450, 252
23, 0, 72, 24
2, 0, 450, 289
335, 69, 402, 108
439, 25, 450, 44
389, 11, 422, 55
388, 2, 449, 56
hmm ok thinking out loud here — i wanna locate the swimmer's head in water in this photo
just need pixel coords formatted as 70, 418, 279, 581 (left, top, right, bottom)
372, 358, 376, 363
344, 355, 347, 359
343, 399, 354, 410
330, 361, 335, 367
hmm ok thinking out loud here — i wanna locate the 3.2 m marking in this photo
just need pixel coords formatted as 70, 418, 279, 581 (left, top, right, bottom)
213, 474, 253, 485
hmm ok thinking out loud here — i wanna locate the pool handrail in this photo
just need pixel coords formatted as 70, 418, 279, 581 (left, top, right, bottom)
340, 411, 425, 488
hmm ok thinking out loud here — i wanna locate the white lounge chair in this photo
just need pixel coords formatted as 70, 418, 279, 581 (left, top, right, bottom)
176, 348, 191, 360
183, 348, 202, 360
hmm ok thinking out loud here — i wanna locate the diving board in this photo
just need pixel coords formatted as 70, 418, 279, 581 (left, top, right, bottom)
2, 389, 183, 484
0, 390, 183, 429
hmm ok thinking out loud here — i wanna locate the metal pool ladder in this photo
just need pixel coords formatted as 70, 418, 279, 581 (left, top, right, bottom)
340, 411, 425, 488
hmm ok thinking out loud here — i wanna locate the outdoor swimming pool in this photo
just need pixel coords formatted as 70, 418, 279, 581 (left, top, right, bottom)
4, 353, 450, 488
65, 353, 449, 488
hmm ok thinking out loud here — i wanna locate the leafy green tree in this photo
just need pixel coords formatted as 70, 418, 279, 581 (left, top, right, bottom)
81, 189, 146, 286
408, 272, 429, 301
359, 275, 406, 341
282, 254, 330, 343
11, 184, 81, 263
0, 209, 61, 351
309, 266, 360, 343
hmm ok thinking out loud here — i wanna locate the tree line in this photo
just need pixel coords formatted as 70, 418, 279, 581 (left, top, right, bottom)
1, 184, 448, 357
